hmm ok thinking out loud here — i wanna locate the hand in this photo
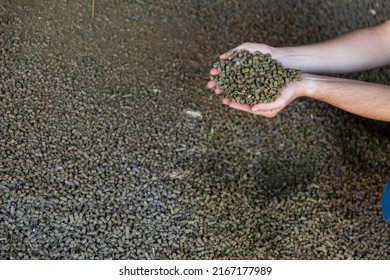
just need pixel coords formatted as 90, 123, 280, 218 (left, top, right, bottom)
224, 80, 303, 118
207, 42, 304, 118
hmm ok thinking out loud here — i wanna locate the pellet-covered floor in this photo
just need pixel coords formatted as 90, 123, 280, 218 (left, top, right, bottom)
1, 0, 389, 259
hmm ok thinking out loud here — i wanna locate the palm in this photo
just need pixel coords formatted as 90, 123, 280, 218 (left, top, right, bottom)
222, 82, 299, 117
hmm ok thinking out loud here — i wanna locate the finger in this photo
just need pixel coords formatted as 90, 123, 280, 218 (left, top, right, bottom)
222, 98, 281, 117
209, 68, 219, 75
231, 43, 257, 53
220, 48, 242, 59
232, 45, 249, 52
251, 96, 286, 112
207, 80, 223, 94
253, 108, 281, 118
215, 88, 223, 94
222, 98, 252, 113
219, 42, 271, 61
228, 102, 252, 112
220, 45, 252, 60
222, 98, 230, 105
219, 53, 228, 59
207, 80, 216, 89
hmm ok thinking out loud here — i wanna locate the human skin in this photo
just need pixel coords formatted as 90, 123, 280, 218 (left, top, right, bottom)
207, 19, 390, 121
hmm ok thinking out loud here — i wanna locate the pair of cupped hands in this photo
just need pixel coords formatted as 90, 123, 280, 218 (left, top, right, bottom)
207, 43, 303, 118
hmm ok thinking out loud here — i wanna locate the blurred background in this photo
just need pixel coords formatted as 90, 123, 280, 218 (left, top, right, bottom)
0, 0, 389, 259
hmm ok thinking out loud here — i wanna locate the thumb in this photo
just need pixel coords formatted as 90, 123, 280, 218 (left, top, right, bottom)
251, 96, 286, 112
254, 108, 282, 118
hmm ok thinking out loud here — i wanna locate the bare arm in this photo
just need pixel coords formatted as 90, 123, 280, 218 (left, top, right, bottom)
208, 19, 390, 121
303, 74, 390, 121
251, 74, 390, 122
273, 19, 390, 73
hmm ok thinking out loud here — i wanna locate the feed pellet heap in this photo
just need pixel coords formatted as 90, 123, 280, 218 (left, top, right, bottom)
212, 50, 301, 105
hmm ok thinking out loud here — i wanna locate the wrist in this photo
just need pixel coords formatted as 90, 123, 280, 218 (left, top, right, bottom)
270, 47, 286, 62
272, 47, 308, 74
294, 73, 318, 98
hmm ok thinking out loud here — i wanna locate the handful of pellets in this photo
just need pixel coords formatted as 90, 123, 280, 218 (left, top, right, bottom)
212, 50, 301, 105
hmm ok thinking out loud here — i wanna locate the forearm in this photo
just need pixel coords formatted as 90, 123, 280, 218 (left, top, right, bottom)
299, 74, 390, 121
273, 19, 390, 74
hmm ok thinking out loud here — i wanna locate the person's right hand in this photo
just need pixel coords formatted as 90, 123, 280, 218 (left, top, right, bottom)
223, 78, 305, 118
